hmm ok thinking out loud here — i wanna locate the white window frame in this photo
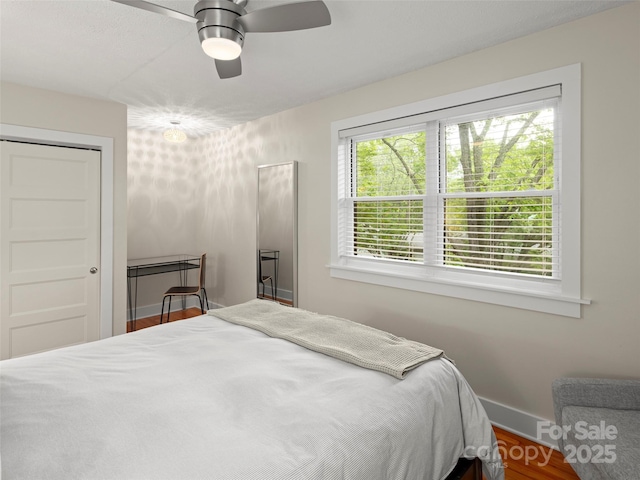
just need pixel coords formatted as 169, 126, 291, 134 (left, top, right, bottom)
330, 64, 589, 317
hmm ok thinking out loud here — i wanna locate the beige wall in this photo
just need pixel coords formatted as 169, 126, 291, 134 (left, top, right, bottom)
193, 3, 640, 420
1, 82, 129, 336
128, 129, 200, 259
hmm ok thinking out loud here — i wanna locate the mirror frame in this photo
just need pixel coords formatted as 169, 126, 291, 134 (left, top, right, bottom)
256, 161, 298, 307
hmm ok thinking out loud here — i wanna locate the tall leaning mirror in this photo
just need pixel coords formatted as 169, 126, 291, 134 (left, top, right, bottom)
257, 161, 298, 307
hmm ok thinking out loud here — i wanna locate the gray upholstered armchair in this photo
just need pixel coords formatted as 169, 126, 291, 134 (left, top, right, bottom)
552, 378, 640, 479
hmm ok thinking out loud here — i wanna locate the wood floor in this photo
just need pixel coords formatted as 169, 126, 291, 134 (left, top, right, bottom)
128, 308, 580, 480
126, 307, 202, 332
492, 426, 579, 480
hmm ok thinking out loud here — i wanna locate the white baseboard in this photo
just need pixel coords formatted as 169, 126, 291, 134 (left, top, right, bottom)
479, 396, 559, 449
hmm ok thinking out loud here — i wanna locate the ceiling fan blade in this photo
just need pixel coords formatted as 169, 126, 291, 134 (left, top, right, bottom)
237, 1, 331, 33
215, 58, 242, 79
111, 0, 197, 23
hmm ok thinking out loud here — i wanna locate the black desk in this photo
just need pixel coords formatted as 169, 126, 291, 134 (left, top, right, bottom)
127, 254, 201, 329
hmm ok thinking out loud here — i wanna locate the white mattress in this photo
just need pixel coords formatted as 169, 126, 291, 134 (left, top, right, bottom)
1, 313, 503, 480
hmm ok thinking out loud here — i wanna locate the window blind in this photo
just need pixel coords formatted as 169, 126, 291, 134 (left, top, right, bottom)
437, 98, 558, 277
344, 126, 426, 263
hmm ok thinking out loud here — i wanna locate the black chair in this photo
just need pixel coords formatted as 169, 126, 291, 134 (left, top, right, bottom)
257, 250, 277, 301
160, 253, 208, 323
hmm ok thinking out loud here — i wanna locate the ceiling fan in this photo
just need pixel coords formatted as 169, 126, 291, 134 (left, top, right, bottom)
111, 0, 331, 79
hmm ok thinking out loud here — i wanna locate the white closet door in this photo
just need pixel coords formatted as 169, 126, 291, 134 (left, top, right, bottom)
0, 141, 101, 359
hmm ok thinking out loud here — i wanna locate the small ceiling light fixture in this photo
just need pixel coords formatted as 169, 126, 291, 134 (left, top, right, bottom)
163, 121, 187, 143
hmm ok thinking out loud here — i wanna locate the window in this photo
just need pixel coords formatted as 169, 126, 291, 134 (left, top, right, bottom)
331, 65, 588, 317
350, 126, 426, 263
440, 101, 557, 277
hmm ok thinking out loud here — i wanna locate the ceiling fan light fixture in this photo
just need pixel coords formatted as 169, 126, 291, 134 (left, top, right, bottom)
112, 0, 331, 79
163, 121, 187, 143
201, 37, 242, 60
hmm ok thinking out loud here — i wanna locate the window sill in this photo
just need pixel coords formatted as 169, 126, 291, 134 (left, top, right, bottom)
328, 263, 590, 318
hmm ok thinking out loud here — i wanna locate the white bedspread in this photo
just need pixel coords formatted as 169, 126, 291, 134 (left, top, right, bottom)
1, 313, 503, 480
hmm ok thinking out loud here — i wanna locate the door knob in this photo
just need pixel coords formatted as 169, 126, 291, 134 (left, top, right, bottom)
90, 267, 98, 274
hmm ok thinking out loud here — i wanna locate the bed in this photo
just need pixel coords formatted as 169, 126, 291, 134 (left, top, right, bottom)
1, 300, 503, 480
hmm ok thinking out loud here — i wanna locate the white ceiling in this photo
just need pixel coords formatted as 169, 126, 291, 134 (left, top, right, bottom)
0, 0, 628, 135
